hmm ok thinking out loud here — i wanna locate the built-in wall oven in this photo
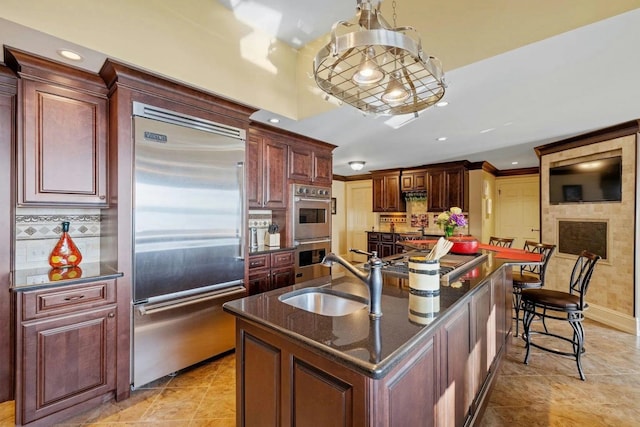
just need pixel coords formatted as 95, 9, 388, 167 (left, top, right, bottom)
292, 184, 332, 283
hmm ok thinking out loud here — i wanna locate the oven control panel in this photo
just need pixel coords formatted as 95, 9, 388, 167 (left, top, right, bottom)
292, 184, 331, 199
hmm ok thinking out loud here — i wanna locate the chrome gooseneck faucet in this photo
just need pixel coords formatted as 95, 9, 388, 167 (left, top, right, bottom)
321, 249, 383, 318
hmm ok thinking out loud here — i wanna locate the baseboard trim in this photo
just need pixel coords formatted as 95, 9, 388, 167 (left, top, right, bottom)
586, 303, 639, 335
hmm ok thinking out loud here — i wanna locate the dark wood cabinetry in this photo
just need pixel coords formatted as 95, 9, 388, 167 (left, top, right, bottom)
367, 232, 403, 257
5, 48, 109, 207
401, 169, 427, 192
372, 171, 406, 212
247, 128, 288, 209
248, 250, 295, 295
0, 65, 16, 403
288, 144, 333, 186
15, 280, 118, 426
427, 166, 467, 212
233, 266, 512, 427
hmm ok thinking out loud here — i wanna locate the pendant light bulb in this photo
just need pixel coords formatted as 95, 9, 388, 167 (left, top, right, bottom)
352, 48, 384, 86
382, 71, 410, 106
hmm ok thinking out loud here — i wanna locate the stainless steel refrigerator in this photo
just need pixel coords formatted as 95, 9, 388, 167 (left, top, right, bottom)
131, 102, 246, 388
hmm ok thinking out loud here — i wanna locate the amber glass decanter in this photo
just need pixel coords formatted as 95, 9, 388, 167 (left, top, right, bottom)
48, 221, 83, 268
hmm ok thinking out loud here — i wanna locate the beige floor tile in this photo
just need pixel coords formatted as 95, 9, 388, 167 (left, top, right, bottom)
2, 317, 639, 426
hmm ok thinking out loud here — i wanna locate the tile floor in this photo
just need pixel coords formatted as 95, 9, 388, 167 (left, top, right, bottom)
1, 319, 639, 426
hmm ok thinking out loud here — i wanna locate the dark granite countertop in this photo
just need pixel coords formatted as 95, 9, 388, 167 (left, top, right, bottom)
224, 250, 520, 379
248, 245, 296, 255
11, 262, 123, 291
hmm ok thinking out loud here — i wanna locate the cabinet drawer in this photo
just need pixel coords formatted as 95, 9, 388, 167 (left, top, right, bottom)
368, 232, 380, 242
21, 279, 116, 321
249, 254, 270, 270
380, 233, 395, 243
271, 251, 294, 268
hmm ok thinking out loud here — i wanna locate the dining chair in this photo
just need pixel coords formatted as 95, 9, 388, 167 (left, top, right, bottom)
488, 236, 514, 248
512, 241, 556, 337
521, 250, 601, 380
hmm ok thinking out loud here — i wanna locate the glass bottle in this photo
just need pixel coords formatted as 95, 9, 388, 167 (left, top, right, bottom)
49, 221, 83, 268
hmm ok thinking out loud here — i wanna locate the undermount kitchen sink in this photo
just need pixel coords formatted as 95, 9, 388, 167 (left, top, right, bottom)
279, 287, 368, 316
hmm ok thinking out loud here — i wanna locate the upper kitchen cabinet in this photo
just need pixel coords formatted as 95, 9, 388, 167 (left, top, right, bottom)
372, 170, 406, 212
287, 140, 334, 186
5, 48, 109, 207
248, 126, 288, 209
426, 163, 469, 212
401, 168, 427, 192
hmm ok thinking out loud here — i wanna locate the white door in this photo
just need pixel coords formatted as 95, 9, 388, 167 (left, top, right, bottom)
346, 180, 375, 263
495, 176, 540, 248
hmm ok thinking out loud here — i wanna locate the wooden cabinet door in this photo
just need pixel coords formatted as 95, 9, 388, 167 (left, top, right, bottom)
440, 303, 472, 427
372, 175, 386, 212
372, 172, 405, 212
19, 79, 108, 206
248, 269, 271, 295
427, 169, 446, 212
471, 285, 492, 401
271, 266, 295, 289
446, 168, 465, 210
19, 306, 116, 424
414, 173, 427, 191
291, 358, 357, 427
263, 137, 288, 208
383, 174, 404, 212
288, 145, 313, 182
247, 131, 287, 208
247, 134, 264, 208
312, 150, 333, 186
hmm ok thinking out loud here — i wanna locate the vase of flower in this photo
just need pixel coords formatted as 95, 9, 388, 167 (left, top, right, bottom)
436, 207, 467, 237
444, 224, 455, 237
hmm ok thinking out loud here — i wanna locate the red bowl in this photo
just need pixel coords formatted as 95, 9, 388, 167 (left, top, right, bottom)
447, 236, 479, 254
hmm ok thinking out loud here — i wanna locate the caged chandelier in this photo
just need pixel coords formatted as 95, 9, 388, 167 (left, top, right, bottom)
313, 0, 446, 116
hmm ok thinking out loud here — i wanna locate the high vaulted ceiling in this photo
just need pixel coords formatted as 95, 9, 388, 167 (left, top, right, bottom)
1, 1, 640, 176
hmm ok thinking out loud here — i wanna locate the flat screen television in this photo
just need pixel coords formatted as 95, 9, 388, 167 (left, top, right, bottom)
549, 156, 622, 204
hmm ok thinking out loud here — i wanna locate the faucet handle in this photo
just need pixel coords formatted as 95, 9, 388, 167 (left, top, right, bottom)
349, 248, 374, 257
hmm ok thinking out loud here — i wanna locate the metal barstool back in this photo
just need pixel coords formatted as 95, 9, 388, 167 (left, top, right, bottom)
488, 236, 514, 248
512, 241, 556, 336
521, 250, 601, 380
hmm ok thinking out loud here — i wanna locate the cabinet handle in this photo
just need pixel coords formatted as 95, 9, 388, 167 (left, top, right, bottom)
64, 295, 85, 301
99, 195, 106, 200
108, 312, 115, 318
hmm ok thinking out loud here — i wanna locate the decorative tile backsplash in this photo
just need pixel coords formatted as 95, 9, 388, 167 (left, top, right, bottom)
15, 208, 101, 269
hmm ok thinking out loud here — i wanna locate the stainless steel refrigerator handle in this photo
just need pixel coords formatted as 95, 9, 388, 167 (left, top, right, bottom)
137, 286, 246, 316
238, 160, 246, 260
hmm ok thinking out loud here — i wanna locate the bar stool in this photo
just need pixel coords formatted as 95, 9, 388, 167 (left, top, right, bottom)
512, 241, 556, 337
521, 250, 601, 380
488, 236, 514, 248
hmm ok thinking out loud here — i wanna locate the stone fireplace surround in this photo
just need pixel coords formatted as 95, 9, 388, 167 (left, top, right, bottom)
536, 121, 638, 334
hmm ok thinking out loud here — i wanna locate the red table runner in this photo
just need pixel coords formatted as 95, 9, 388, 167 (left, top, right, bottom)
477, 243, 543, 262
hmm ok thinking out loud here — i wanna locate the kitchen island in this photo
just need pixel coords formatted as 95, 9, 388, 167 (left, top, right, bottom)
223, 251, 517, 427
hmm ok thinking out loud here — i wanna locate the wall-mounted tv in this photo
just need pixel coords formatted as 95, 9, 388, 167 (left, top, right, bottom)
549, 156, 622, 204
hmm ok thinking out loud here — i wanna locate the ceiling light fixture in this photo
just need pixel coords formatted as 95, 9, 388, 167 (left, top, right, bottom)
436, 136, 447, 141
57, 49, 83, 61
313, 0, 446, 116
435, 101, 449, 107
349, 161, 366, 171
352, 47, 385, 86
268, 118, 280, 123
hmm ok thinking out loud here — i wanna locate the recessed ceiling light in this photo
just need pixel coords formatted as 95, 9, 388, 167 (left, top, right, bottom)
435, 101, 449, 107
479, 127, 495, 134
511, 161, 519, 165
436, 137, 448, 141
268, 118, 280, 124
57, 49, 83, 61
